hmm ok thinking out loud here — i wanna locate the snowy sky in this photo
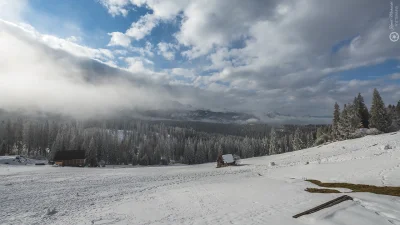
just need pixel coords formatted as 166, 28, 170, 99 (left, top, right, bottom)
0, 0, 400, 118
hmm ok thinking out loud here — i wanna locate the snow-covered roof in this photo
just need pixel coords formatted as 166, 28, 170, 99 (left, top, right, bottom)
222, 154, 234, 163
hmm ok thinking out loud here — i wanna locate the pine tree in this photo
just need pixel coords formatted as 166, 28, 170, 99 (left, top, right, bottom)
306, 133, 314, 148
338, 104, 350, 139
353, 93, 369, 128
50, 131, 64, 160
195, 139, 207, 164
387, 103, 400, 131
284, 135, 291, 152
292, 128, 304, 151
86, 137, 98, 167
370, 89, 391, 132
260, 137, 269, 156
15, 118, 24, 155
338, 103, 360, 138
394, 101, 400, 128
347, 103, 362, 130
183, 138, 195, 164
5, 119, 15, 155
332, 102, 341, 139
269, 128, 277, 155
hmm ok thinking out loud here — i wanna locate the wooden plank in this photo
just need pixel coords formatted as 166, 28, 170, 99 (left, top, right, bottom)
293, 195, 353, 218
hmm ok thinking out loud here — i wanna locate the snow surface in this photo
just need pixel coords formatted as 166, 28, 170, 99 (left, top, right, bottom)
1, 132, 400, 225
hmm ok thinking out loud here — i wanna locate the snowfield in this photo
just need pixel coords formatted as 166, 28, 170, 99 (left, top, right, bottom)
1, 132, 400, 225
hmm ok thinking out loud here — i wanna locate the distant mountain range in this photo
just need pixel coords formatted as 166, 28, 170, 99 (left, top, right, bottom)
135, 108, 332, 125
0, 106, 332, 125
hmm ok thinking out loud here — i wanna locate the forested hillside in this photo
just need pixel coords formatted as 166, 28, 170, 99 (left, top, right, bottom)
0, 89, 399, 166
0, 115, 320, 166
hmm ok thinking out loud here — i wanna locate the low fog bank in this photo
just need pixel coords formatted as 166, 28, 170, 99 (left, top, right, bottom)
0, 20, 187, 120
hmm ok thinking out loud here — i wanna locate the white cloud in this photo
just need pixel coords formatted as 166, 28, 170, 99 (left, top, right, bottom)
4, 0, 400, 118
124, 56, 154, 72
103, 0, 189, 47
114, 49, 129, 55
0, 23, 164, 118
126, 14, 158, 40
0, 0, 27, 21
0, 19, 199, 118
98, 0, 130, 17
157, 42, 176, 60
170, 68, 194, 76
66, 35, 81, 43
390, 73, 400, 80
0, 20, 115, 63
128, 41, 154, 57
108, 32, 131, 47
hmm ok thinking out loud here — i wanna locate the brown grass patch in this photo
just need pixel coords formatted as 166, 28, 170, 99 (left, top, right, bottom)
306, 179, 400, 197
305, 188, 341, 193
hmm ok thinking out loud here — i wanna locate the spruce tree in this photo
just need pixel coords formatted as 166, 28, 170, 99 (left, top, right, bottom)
396, 101, 400, 115
332, 102, 341, 139
86, 137, 98, 167
370, 89, 391, 132
292, 128, 304, 150
347, 103, 361, 130
50, 132, 64, 160
353, 93, 369, 128
338, 104, 360, 139
260, 137, 269, 156
306, 133, 314, 147
395, 101, 400, 128
269, 128, 277, 155
387, 102, 400, 131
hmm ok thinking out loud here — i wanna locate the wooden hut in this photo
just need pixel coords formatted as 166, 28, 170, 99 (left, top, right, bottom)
54, 150, 85, 167
217, 154, 239, 167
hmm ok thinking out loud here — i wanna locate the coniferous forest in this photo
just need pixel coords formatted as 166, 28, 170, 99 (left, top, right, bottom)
0, 88, 399, 166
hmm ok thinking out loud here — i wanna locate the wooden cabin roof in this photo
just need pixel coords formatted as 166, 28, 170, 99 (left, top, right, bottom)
222, 154, 234, 163
54, 150, 85, 161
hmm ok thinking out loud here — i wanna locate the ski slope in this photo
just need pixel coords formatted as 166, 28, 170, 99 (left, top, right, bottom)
1, 132, 400, 225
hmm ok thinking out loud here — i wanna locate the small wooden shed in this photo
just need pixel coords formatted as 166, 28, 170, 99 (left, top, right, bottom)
54, 150, 85, 167
217, 154, 239, 167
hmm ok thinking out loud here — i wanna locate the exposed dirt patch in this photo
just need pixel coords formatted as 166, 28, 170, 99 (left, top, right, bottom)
306, 179, 400, 197
305, 188, 341, 193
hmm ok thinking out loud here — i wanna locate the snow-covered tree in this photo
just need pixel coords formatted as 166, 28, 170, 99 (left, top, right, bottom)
292, 128, 304, 151
260, 137, 269, 156
269, 128, 277, 155
282, 135, 290, 152
241, 137, 252, 157
13, 118, 24, 155
68, 127, 80, 150
306, 133, 314, 148
195, 139, 207, 164
183, 138, 195, 164
5, 119, 15, 154
50, 131, 64, 160
348, 104, 362, 130
86, 137, 98, 167
338, 104, 351, 139
393, 101, 400, 129
332, 102, 341, 139
370, 89, 391, 132
353, 93, 369, 128
338, 103, 360, 139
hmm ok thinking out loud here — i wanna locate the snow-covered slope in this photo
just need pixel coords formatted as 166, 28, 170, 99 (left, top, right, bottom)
0, 155, 46, 166
1, 132, 400, 225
